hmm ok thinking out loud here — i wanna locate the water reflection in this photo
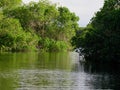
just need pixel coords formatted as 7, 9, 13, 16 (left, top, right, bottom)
82, 62, 120, 89
0, 52, 120, 90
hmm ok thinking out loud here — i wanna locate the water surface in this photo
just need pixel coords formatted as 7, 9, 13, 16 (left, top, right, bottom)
0, 52, 120, 90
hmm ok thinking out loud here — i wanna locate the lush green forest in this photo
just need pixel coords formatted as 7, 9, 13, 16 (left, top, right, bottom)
0, 0, 79, 52
72, 0, 120, 63
0, 0, 120, 63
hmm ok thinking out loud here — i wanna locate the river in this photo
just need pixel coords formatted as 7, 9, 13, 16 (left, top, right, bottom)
0, 52, 120, 90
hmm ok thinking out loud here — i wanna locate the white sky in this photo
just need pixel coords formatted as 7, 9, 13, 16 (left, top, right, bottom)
23, 0, 104, 27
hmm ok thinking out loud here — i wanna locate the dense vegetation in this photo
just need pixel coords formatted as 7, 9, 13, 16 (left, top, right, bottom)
1, 0, 119, 64
0, 0, 79, 52
72, 0, 120, 63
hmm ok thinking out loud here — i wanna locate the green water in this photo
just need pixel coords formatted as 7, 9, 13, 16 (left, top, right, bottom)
0, 52, 120, 90
0, 52, 75, 90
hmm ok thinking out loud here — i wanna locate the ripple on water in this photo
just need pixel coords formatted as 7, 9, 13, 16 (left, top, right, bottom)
15, 69, 93, 90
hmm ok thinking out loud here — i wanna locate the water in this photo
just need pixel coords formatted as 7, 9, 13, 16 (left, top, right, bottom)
0, 52, 120, 90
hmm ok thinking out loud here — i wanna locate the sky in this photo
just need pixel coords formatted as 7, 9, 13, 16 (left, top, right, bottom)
23, 0, 104, 27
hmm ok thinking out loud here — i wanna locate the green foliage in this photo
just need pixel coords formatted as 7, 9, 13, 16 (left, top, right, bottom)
0, 0, 21, 9
71, 27, 89, 48
39, 38, 68, 52
57, 7, 79, 39
0, 16, 39, 52
0, 0, 79, 52
72, 0, 120, 63
5, 1, 79, 51
5, 1, 59, 33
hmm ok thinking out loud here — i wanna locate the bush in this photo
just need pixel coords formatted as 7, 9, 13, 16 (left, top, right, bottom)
39, 38, 68, 52
0, 17, 39, 52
